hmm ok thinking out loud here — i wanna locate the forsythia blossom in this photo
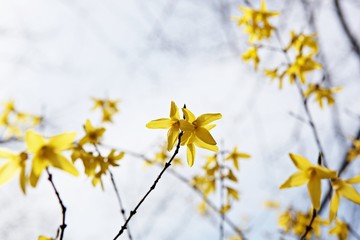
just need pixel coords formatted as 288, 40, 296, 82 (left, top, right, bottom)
233, 0, 279, 43
0, 150, 28, 193
303, 84, 342, 109
329, 175, 360, 222
280, 153, 336, 210
25, 130, 79, 187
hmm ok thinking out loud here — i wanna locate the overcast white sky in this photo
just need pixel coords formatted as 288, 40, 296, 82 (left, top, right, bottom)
0, 0, 360, 239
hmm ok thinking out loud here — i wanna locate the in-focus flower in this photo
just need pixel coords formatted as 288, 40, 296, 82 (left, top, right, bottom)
181, 108, 222, 166
25, 130, 79, 187
0, 150, 28, 193
280, 153, 336, 210
146, 101, 193, 151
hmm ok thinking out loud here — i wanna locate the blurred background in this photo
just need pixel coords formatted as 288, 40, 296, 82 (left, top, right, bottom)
0, 0, 359, 239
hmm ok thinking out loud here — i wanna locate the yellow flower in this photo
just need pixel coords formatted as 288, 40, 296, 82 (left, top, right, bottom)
233, 0, 279, 43
181, 108, 222, 166
263, 200, 280, 209
293, 210, 327, 238
278, 209, 294, 232
286, 32, 318, 56
347, 139, 360, 161
79, 119, 106, 146
226, 147, 251, 170
329, 219, 349, 240
25, 130, 79, 187
146, 101, 193, 151
280, 153, 336, 210
285, 55, 321, 84
107, 150, 125, 167
92, 97, 120, 123
303, 84, 342, 109
242, 47, 260, 70
0, 150, 28, 193
329, 175, 360, 222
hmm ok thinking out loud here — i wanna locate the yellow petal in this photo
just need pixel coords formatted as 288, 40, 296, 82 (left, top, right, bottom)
25, 130, 46, 153
195, 127, 216, 145
179, 120, 194, 131
314, 166, 337, 179
146, 118, 172, 129
167, 127, 179, 151
0, 149, 16, 159
181, 131, 195, 145
51, 154, 79, 176
203, 124, 216, 130
32, 156, 47, 177
329, 191, 340, 222
345, 175, 360, 184
280, 171, 308, 189
308, 176, 321, 210
0, 161, 18, 185
84, 119, 94, 132
19, 166, 27, 194
196, 113, 222, 126
170, 101, 180, 120
338, 183, 360, 204
182, 108, 196, 123
49, 132, 77, 151
194, 138, 218, 152
289, 153, 311, 170
187, 144, 196, 167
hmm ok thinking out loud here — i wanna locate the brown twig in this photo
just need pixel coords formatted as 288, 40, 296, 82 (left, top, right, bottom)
93, 144, 133, 240
46, 168, 67, 240
300, 208, 317, 240
113, 132, 183, 239
109, 170, 133, 240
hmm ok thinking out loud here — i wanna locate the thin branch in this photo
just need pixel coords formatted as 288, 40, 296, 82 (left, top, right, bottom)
274, 29, 329, 167
109, 170, 133, 240
334, 0, 360, 60
166, 168, 246, 239
93, 143, 133, 240
300, 208, 317, 240
46, 168, 67, 240
113, 132, 184, 240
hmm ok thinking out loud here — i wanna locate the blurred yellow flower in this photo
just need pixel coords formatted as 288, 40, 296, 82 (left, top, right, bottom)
25, 130, 79, 187
0, 150, 28, 193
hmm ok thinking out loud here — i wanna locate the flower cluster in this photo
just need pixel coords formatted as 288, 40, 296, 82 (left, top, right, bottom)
92, 97, 120, 123
278, 208, 328, 239
146, 101, 222, 166
0, 100, 42, 139
280, 153, 360, 223
71, 119, 125, 188
234, 1, 341, 109
193, 147, 250, 215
